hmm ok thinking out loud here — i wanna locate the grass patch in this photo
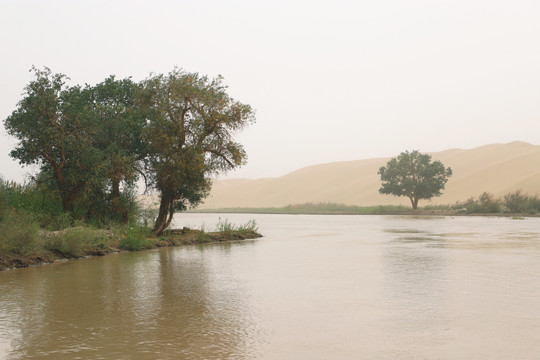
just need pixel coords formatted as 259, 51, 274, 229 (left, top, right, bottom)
118, 226, 153, 251
0, 178, 264, 271
0, 210, 42, 256
163, 219, 262, 245
196, 224, 207, 243
215, 218, 259, 237
44, 226, 115, 258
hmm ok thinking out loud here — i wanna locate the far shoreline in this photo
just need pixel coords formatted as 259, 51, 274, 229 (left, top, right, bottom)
189, 206, 539, 218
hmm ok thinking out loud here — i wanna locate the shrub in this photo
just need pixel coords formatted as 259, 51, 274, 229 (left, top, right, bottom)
36, 211, 74, 231
216, 218, 234, 235
0, 179, 64, 220
196, 224, 207, 243
118, 226, 152, 251
0, 179, 8, 223
237, 219, 259, 232
504, 190, 540, 214
215, 218, 259, 235
44, 227, 111, 257
0, 210, 42, 256
461, 192, 502, 213
504, 190, 529, 213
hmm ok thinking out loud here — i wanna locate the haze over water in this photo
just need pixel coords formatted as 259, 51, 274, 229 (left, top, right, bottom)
1, 214, 539, 359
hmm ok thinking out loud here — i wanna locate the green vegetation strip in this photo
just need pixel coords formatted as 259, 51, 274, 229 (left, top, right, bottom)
0, 217, 261, 271
192, 194, 540, 216
191, 202, 437, 215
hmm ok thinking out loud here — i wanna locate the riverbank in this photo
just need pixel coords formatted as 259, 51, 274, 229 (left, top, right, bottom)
0, 226, 262, 271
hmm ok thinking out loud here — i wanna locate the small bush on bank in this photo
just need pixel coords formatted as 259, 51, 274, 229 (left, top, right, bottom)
237, 219, 259, 233
0, 179, 64, 221
44, 227, 112, 258
455, 190, 540, 214
118, 226, 152, 251
503, 190, 540, 214
216, 218, 234, 235
36, 212, 74, 231
215, 218, 259, 237
196, 225, 207, 243
460, 192, 502, 213
504, 190, 529, 213
0, 210, 42, 256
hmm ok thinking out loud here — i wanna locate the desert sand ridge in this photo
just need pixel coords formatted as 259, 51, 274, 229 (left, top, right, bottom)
199, 141, 540, 209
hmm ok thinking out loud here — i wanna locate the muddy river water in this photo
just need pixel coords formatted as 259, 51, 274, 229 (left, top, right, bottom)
1, 214, 539, 359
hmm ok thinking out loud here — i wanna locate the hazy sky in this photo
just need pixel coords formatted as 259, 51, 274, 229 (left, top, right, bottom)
1, 0, 539, 183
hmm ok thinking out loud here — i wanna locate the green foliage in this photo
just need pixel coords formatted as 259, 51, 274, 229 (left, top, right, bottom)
118, 226, 152, 251
239, 219, 259, 232
0, 210, 41, 256
504, 190, 529, 213
192, 202, 411, 214
215, 218, 259, 234
456, 191, 540, 214
460, 192, 502, 213
4, 68, 144, 221
0, 179, 63, 218
136, 205, 158, 228
216, 218, 234, 234
86, 76, 146, 223
4, 67, 97, 213
196, 225, 206, 243
0, 178, 72, 230
0, 177, 8, 222
378, 150, 452, 209
141, 68, 256, 235
3, 67, 255, 237
44, 227, 112, 257
37, 212, 74, 231
503, 190, 540, 214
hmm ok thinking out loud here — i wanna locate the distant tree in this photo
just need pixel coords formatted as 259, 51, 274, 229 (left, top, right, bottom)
140, 69, 255, 235
378, 150, 452, 209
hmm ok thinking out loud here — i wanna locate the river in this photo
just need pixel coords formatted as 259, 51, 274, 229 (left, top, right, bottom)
1, 214, 540, 359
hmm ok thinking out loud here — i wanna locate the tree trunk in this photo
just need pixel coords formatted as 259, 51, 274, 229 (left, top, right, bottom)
53, 165, 70, 213
164, 206, 175, 231
153, 193, 172, 236
410, 196, 419, 210
53, 163, 83, 215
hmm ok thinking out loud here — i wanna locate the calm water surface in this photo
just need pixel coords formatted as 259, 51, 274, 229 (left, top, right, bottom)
1, 214, 540, 359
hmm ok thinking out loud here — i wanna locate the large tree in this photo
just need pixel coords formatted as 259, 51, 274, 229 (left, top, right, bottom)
4, 67, 97, 213
378, 150, 452, 209
141, 69, 255, 235
88, 76, 145, 222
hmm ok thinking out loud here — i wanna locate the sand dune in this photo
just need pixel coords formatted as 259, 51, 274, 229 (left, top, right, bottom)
199, 141, 540, 209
